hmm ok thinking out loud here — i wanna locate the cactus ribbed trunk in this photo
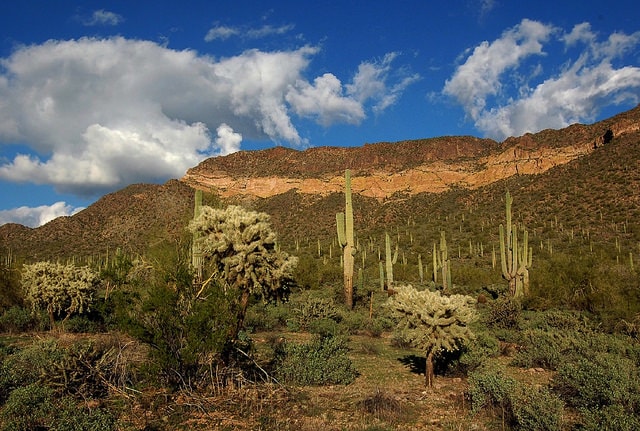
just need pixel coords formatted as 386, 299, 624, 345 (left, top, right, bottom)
337, 169, 355, 309
499, 191, 532, 297
385, 232, 394, 289
191, 189, 204, 284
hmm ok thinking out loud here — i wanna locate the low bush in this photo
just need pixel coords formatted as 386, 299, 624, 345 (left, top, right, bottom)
0, 383, 55, 431
244, 303, 292, 332
0, 307, 35, 333
484, 297, 521, 329
509, 384, 564, 431
511, 329, 569, 370
272, 334, 358, 385
468, 366, 516, 414
469, 365, 564, 431
449, 330, 500, 375
0, 383, 116, 431
554, 352, 640, 411
359, 388, 407, 423
294, 297, 341, 331
578, 405, 640, 431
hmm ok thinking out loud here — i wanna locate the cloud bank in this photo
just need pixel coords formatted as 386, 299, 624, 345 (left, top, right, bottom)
0, 37, 414, 196
0, 202, 83, 228
444, 19, 640, 140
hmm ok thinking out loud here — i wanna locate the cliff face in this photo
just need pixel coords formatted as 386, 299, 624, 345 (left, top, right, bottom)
181, 106, 638, 199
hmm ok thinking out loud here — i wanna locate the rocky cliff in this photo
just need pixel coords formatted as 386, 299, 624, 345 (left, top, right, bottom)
181, 106, 638, 199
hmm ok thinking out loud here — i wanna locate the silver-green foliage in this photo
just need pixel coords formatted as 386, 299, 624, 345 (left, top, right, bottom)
189, 205, 298, 302
385, 285, 476, 385
386, 285, 476, 354
21, 262, 99, 326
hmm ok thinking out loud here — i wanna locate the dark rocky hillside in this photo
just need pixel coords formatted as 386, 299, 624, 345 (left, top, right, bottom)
1, 104, 639, 262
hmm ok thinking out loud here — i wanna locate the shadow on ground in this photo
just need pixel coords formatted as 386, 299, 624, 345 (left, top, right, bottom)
398, 354, 425, 376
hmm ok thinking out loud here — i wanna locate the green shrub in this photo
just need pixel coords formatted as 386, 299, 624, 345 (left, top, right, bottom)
535, 310, 592, 332
0, 383, 55, 431
0, 384, 115, 431
244, 303, 292, 332
578, 405, 640, 431
509, 384, 564, 431
64, 315, 101, 333
468, 366, 517, 414
273, 334, 358, 385
125, 278, 238, 389
554, 352, 640, 411
511, 329, 568, 370
0, 340, 65, 401
308, 317, 343, 336
0, 307, 35, 333
485, 297, 521, 329
451, 330, 500, 374
53, 397, 116, 431
469, 366, 564, 431
0, 336, 133, 404
294, 297, 340, 331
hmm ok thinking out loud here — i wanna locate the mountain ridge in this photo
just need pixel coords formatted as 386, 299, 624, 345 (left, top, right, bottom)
1, 104, 639, 261
181, 106, 638, 199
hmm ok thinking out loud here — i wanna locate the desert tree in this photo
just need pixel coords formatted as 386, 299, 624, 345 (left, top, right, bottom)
189, 205, 297, 338
385, 285, 477, 386
21, 261, 100, 330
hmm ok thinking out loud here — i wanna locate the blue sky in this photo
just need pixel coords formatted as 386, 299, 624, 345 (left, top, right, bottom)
1, 0, 639, 227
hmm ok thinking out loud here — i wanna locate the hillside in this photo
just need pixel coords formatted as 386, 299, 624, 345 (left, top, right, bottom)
0, 104, 639, 261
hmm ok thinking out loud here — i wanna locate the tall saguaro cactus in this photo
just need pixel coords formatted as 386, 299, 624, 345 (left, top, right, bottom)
433, 231, 452, 291
499, 191, 532, 297
337, 169, 356, 309
191, 189, 204, 284
384, 232, 398, 289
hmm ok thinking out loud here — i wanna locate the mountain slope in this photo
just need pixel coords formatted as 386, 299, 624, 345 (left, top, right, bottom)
1, 104, 638, 261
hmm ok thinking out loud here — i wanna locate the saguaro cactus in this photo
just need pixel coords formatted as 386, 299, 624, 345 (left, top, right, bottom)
499, 191, 532, 297
385, 232, 398, 288
433, 232, 452, 290
191, 189, 204, 284
337, 169, 356, 309
438, 232, 452, 291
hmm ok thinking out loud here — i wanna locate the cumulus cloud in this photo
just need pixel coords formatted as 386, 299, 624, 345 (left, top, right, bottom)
215, 123, 242, 155
0, 202, 83, 228
0, 37, 414, 196
82, 9, 123, 26
286, 73, 365, 126
444, 19, 640, 140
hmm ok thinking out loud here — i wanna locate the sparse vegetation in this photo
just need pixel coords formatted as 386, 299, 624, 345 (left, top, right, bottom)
1, 108, 640, 428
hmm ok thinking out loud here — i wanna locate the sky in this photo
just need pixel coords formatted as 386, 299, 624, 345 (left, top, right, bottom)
0, 0, 639, 227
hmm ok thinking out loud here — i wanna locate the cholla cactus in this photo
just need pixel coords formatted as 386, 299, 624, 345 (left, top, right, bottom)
385, 285, 476, 386
189, 205, 297, 336
21, 261, 100, 329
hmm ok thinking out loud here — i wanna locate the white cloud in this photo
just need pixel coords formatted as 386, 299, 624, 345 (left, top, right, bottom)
205, 23, 295, 42
0, 38, 413, 196
286, 73, 365, 126
82, 9, 123, 26
443, 19, 555, 120
215, 123, 242, 155
204, 25, 240, 41
347, 53, 421, 115
0, 202, 83, 228
444, 19, 640, 140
